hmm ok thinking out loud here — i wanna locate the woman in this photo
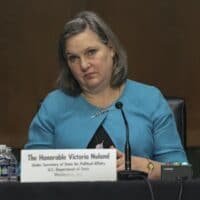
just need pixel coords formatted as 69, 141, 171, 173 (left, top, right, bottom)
25, 11, 187, 179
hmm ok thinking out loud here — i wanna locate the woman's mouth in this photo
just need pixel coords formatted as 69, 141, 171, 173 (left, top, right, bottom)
84, 72, 96, 79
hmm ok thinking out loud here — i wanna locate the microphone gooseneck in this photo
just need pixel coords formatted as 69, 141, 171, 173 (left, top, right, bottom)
115, 102, 131, 171
115, 101, 148, 180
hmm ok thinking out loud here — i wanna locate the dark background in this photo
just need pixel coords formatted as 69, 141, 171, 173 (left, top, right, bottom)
1, 0, 200, 149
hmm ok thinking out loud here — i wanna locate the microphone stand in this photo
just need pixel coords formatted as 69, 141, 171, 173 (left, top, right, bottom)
115, 102, 148, 180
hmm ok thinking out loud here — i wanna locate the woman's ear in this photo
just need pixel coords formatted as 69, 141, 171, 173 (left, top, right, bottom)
110, 49, 115, 58
108, 44, 115, 58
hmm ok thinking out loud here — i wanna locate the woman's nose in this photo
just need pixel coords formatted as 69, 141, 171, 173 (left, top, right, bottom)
80, 57, 90, 71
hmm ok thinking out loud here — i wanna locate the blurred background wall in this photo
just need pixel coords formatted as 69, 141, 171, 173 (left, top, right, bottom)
1, 0, 200, 148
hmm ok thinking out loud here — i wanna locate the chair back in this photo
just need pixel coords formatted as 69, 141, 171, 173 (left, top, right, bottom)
166, 97, 186, 149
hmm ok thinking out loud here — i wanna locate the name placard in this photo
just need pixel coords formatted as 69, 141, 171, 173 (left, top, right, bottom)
20, 149, 117, 182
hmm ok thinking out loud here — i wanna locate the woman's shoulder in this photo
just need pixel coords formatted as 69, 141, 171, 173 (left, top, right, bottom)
44, 89, 74, 102
40, 89, 78, 112
125, 79, 168, 111
126, 79, 162, 97
46, 89, 73, 99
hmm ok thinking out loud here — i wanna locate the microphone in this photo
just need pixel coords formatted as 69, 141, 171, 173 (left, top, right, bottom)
115, 102, 148, 180
115, 102, 132, 170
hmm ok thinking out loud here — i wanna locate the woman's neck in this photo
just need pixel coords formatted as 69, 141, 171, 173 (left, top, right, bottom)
82, 84, 124, 108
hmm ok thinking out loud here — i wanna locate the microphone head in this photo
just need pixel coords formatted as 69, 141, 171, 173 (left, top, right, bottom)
115, 102, 123, 109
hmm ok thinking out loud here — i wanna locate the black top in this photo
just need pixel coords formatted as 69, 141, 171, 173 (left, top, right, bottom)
87, 125, 115, 148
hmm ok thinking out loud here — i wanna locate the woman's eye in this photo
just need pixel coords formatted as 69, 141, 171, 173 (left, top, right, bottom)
87, 49, 97, 56
68, 56, 78, 63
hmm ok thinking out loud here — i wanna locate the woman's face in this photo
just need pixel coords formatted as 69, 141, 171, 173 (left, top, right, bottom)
65, 28, 115, 94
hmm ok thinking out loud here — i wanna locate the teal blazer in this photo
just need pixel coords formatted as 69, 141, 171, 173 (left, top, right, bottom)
25, 80, 187, 163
